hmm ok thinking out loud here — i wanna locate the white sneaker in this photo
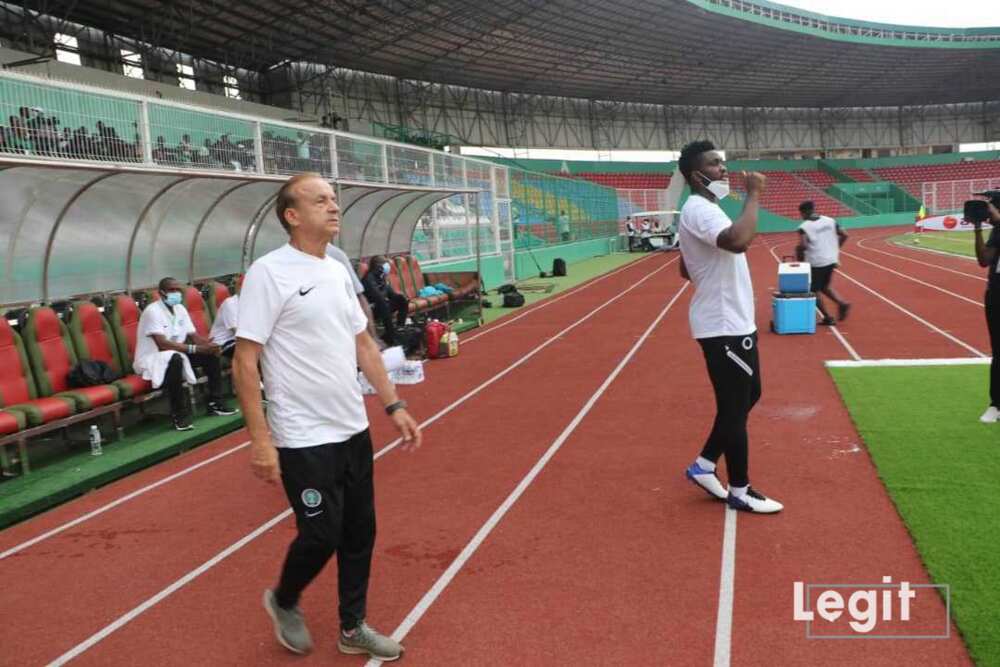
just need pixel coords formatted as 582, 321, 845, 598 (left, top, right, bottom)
727, 487, 783, 514
980, 406, 1000, 423
685, 462, 728, 500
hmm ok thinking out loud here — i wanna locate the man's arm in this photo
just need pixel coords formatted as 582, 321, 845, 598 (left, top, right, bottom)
151, 333, 217, 355
357, 294, 381, 344
836, 224, 848, 247
679, 255, 690, 281
795, 229, 807, 262
356, 331, 421, 450
233, 339, 279, 482
717, 171, 765, 253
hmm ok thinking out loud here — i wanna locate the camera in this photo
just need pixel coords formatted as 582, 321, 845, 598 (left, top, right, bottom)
964, 190, 1000, 224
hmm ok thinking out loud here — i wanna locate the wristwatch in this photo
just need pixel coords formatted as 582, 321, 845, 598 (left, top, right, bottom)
385, 400, 408, 415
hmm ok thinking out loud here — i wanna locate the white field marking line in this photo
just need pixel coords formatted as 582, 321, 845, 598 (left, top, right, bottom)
834, 268, 987, 358
45, 509, 292, 667
890, 239, 980, 263
364, 282, 692, 666
766, 243, 861, 361
462, 254, 654, 344
43, 258, 681, 666
840, 250, 982, 307
10, 258, 655, 558
713, 507, 738, 667
0, 440, 250, 561
826, 357, 991, 368
857, 235, 983, 279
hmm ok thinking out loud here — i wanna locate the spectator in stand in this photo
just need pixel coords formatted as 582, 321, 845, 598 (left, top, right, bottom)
178, 134, 194, 164
296, 132, 312, 170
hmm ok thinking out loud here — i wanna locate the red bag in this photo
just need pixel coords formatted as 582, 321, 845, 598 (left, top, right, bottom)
424, 320, 448, 358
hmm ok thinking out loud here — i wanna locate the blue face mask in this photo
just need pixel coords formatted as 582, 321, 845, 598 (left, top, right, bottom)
164, 291, 183, 307
382, 262, 392, 276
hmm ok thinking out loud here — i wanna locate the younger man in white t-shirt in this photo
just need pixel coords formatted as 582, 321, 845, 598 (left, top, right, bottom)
677, 140, 782, 514
796, 201, 850, 325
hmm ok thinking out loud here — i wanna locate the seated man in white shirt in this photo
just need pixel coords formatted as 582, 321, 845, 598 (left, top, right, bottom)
209, 289, 240, 358
135, 277, 237, 431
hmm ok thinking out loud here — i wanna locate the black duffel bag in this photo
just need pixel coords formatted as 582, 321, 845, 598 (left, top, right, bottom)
502, 291, 525, 307
68, 359, 119, 387
552, 258, 567, 277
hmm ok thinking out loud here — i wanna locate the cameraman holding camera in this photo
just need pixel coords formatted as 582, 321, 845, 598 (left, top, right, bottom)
971, 192, 1000, 422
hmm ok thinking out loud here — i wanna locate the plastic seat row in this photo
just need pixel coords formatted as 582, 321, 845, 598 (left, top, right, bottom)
0, 281, 234, 473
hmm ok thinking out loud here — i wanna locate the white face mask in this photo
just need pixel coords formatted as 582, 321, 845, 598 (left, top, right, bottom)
699, 173, 730, 201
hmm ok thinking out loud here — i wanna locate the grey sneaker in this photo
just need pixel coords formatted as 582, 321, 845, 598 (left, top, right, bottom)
338, 621, 403, 661
263, 589, 313, 655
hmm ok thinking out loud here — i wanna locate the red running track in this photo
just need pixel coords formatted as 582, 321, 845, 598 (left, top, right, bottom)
0, 231, 981, 665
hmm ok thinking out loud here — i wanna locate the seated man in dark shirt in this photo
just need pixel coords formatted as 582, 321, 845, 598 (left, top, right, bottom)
361, 255, 409, 345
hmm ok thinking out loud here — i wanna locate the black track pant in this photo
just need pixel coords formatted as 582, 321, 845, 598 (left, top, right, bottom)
162, 351, 224, 417
986, 290, 1000, 407
274, 430, 376, 631
697, 332, 761, 488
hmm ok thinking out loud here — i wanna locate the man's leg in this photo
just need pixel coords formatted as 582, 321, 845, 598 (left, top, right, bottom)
370, 294, 397, 345
266, 443, 344, 655
985, 290, 1000, 409
389, 292, 409, 327
697, 336, 755, 488
188, 352, 224, 404
162, 353, 191, 430
336, 430, 377, 631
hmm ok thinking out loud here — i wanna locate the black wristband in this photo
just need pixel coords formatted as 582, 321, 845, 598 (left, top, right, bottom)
385, 400, 407, 416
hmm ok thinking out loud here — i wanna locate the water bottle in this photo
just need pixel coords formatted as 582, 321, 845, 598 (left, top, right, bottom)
89, 425, 103, 456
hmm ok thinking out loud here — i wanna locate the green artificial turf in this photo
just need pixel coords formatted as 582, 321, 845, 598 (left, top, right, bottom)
829, 364, 1000, 666
892, 231, 977, 258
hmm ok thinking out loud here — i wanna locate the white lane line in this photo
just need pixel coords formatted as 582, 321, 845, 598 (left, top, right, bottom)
856, 236, 983, 279
765, 243, 860, 361
462, 254, 653, 344
835, 269, 987, 357
364, 282, 692, 666
9, 258, 654, 557
840, 250, 981, 307
0, 440, 250, 561
826, 357, 991, 368
889, 239, 979, 263
42, 258, 681, 665
713, 507, 738, 667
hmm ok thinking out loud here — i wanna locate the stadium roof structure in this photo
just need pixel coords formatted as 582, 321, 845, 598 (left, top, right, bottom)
39, 0, 1000, 108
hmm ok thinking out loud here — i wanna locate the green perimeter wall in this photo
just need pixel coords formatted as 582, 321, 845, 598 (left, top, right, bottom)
426, 238, 618, 290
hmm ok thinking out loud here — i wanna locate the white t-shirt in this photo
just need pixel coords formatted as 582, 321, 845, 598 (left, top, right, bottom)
679, 194, 756, 339
134, 300, 198, 388
209, 295, 239, 347
237, 244, 370, 448
798, 216, 840, 268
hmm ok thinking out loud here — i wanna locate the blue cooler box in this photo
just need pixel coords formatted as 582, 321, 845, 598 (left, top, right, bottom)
771, 293, 816, 335
777, 260, 811, 293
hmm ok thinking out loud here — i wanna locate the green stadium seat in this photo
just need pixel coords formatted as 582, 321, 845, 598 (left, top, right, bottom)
0, 317, 76, 427
21, 307, 121, 411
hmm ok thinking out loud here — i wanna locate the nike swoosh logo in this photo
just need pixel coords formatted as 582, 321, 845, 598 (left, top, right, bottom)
299, 286, 316, 296
305, 510, 323, 518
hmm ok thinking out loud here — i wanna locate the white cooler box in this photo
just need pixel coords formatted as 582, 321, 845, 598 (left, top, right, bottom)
777, 259, 811, 294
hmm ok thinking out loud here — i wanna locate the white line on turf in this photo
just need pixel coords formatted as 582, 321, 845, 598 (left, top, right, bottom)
41, 257, 682, 664
889, 239, 979, 263
825, 357, 991, 368
0, 440, 250, 561
840, 250, 981, 307
364, 282, 691, 667
8, 256, 654, 558
462, 254, 654, 344
713, 507, 738, 667
857, 236, 983, 279
834, 268, 987, 357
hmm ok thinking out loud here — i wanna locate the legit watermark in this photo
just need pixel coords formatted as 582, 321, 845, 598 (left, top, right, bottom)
793, 577, 950, 639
